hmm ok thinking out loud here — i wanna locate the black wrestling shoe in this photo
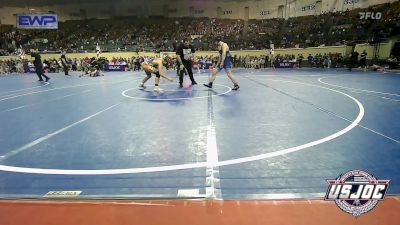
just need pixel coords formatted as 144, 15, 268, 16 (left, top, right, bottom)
45, 77, 50, 82
203, 83, 212, 88
179, 83, 183, 88
232, 84, 240, 91
138, 84, 146, 90
191, 82, 198, 85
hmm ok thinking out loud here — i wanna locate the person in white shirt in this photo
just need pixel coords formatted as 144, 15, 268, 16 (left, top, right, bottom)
96, 43, 101, 57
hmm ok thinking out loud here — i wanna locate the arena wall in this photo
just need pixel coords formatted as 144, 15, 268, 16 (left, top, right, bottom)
354, 42, 394, 59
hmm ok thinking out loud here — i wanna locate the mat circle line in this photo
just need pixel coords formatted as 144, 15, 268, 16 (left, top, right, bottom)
121, 84, 232, 101
0, 78, 364, 174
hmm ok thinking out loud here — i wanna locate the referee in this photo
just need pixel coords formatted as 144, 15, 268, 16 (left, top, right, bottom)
30, 49, 50, 82
176, 38, 197, 88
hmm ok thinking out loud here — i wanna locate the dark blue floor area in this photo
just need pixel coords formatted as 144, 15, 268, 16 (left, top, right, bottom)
0, 68, 399, 199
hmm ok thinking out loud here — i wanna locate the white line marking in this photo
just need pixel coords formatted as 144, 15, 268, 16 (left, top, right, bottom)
0, 78, 135, 102
1, 89, 93, 113
205, 92, 220, 199
177, 189, 200, 198
318, 76, 400, 97
122, 84, 232, 101
252, 77, 400, 143
243, 74, 321, 77
2, 105, 26, 112
7, 200, 173, 206
0, 103, 121, 161
206, 125, 218, 163
0, 82, 50, 95
346, 89, 400, 102
0, 78, 364, 174
0, 162, 208, 175
352, 123, 400, 144
216, 79, 365, 166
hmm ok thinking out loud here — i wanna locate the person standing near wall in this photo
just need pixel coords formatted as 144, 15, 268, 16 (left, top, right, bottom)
30, 49, 50, 82
270, 48, 275, 68
348, 50, 359, 71
360, 50, 368, 71
60, 50, 70, 76
298, 54, 304, 68
96, 43, 101, 58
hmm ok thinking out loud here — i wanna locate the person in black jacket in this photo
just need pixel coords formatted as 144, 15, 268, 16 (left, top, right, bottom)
30, 49, 50, 82
60, 50, 70, 76
359, 50, 368, 71
176, 38, 197, 88
348, 50, 359, 71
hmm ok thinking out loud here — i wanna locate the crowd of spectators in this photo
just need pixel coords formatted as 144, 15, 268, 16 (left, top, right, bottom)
1, 1, 399, 55
2, 51, 398, 75
0, 59, 25, 74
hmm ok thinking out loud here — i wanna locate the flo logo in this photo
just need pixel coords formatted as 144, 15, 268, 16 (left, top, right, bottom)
325, 170, 389, 217
359, 12, 382, 20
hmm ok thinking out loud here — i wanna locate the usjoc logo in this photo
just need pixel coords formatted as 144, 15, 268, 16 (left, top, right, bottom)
279, 63, 291, 67
325, 170, 389, 217
17, 14, 58, 29
109, 65, 121, 70
359, 12, 382, 20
